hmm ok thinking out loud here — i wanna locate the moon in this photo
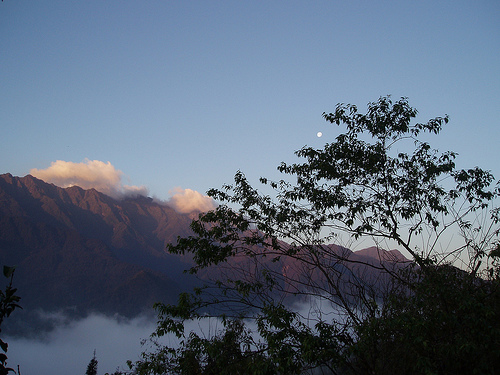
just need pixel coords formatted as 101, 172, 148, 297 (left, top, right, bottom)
317, 132, 323, 138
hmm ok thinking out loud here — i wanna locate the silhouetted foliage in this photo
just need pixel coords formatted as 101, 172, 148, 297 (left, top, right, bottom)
0, 266, 21, 375
86, 350, 98, 375
131, 96, 500, 374
352, 261, 500, 374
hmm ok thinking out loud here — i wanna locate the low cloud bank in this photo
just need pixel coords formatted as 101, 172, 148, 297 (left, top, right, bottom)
6, 313, 237, 375
6, 313, 157, 375
6, 297, 343, 375
30, 159, 148, 199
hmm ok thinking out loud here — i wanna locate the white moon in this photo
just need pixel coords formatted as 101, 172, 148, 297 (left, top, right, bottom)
317, 132, 323, 137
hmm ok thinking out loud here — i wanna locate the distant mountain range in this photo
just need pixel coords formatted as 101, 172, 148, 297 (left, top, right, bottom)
0, 173, 202, 334
0, 173, 409, 336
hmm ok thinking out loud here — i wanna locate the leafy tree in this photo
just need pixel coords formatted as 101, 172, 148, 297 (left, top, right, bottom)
0, 266, 21, 375
351, 257, 500, 375
86, 350, 98, 375
132, 96, 499, 374
134, 318, 277, 375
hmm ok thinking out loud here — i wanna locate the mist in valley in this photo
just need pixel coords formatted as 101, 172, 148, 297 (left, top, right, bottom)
6, 313, 157, 375
5, 296, 344, 375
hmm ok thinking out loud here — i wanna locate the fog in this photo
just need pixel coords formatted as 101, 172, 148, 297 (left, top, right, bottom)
5, 297, 344, 375
6, 313, 244, 375
6, 314, 157, 375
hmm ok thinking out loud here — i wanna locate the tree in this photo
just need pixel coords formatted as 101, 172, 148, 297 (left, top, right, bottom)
86, 350, 98, 375
351, 260, 500, 375
132, 96, 500, 374
0, 266, 21, 375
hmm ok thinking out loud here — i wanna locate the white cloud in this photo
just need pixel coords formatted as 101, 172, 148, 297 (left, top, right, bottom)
29, 159, 216, 213
167, 187, 217, 214
30, 159, 148, 199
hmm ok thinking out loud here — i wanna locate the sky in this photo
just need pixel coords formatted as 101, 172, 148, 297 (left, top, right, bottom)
1, 0, 499, 203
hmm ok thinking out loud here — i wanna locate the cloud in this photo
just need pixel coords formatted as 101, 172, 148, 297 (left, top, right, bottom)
29, 159, 216, 212
5, 313, 232, 375
167, 187, 217, 214
5, 296, 344, 375
30, 159, 148, 199
6, 313, 157, 375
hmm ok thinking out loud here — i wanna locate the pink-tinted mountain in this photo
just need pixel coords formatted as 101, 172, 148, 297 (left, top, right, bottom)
0, 173, 199, 333
0, 173, 410, 336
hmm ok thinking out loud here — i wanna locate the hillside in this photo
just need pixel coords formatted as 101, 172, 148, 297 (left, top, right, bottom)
0, 173, 200, 334
0, 173, 409, 336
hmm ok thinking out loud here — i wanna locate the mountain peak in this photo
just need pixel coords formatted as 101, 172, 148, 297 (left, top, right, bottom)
354, 246, 409, 262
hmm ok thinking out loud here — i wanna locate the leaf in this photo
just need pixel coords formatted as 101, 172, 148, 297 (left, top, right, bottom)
2, 267, 15, 279
0, 340, 7, 353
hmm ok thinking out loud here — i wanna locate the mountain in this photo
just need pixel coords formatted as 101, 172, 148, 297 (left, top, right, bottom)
0, 173, 410, 336
0, 173, 200, 334
355, 246, 408, 263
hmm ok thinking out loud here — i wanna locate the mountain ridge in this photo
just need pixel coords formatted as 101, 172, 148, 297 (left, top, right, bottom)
0, 173, 199, 334
0, 173, 410, 336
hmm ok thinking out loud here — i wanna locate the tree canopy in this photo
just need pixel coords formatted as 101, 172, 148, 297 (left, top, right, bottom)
131, 96, 500, 375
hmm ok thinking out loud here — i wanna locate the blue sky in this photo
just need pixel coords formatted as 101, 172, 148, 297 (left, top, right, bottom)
1, 0, 499, 201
